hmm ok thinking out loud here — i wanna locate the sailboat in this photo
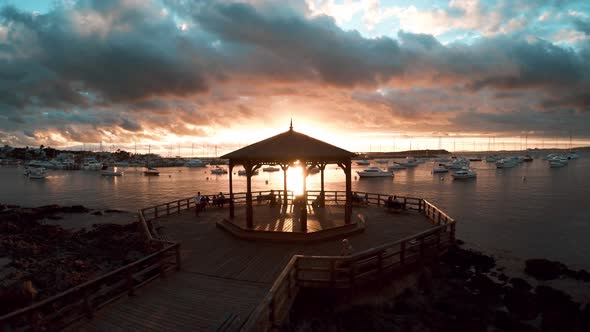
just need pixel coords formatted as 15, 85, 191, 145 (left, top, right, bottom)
144, 145, 160, 176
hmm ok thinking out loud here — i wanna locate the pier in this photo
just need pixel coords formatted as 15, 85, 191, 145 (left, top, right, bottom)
0, 125, 456, 331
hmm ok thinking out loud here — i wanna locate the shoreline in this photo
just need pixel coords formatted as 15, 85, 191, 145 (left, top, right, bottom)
0, 203, 153, 316
292, 243, 590, 332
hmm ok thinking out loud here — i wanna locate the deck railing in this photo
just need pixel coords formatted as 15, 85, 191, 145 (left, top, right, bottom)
0, 240, 181, 332
133, 190, 455, 332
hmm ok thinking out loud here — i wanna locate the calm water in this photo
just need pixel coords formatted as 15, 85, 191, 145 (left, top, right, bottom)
1, 154, 589, 270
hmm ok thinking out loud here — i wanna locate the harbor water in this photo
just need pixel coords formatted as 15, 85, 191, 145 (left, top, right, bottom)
1, 153, 589, 270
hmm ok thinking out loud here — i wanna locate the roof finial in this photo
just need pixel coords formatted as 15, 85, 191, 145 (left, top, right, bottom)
289, 118, 293, 131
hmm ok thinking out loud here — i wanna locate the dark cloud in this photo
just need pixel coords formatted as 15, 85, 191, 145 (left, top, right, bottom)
0, 0, 589, 146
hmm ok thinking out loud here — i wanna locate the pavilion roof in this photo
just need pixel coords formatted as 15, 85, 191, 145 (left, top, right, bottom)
220, 125, 356, 162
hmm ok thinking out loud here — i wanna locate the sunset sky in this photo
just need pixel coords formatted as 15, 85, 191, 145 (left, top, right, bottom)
1, 0, 589, 154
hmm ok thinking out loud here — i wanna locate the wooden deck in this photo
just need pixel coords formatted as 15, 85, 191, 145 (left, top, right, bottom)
225, 204, 358, 233
73, 205, 434, 331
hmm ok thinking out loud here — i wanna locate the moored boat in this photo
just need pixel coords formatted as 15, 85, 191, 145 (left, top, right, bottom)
451, 167, 477, 179
144, 167, 160, 176
186, 159, 208, 167
387, 163, 406, 171
432, 165, 449, 173
356, 160, 370, 166
262, 166, 280, 172
356, 167, 393, 178
101, 168, 122, 176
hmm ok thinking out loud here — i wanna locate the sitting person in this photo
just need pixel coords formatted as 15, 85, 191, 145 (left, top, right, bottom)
364, 193, 369, 204
215, 192, 225, 207
385, 196, 405, 211
194, 192, 202, 216
352, 192, 363, 203
311, 192, 324, 208
269, 190, 276, 206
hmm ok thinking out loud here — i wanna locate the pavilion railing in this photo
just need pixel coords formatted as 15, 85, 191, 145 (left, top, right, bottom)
239, 217, 456, 332
0, 240, 181, 332
138, 190, 454, 240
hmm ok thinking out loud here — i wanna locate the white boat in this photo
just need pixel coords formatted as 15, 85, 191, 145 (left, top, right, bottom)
211, 167, 228, 175
485, 155, 500, 163
400, 157, 420, 167
375, 159, 389, 164
28, 168, 47, 179
387, 163, 406, 171
549, 160, 566, 168
435, 157, 451, 162
432, 165, 449, 173
356, 167, 393, 178
523, 155, 533, 162
262, 166, 280, 172
101, 168, 122, 176
237, 169, 259, 176
451, 167, 477, 179
82, 160, 103, 171
445, 159, 469, 170
567, 152, 579, 160
356, 160, 370, 166
496, 158, 517, 168
308, 167, 320, 174
186, 159, 208, 167
144, 167, 160, 176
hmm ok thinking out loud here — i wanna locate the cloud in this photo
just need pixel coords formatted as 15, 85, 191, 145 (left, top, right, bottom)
0, 0, 589, 148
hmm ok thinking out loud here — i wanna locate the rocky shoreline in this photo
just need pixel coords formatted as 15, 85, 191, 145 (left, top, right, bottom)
0, 203, 155, 316
291, 243, 590, 332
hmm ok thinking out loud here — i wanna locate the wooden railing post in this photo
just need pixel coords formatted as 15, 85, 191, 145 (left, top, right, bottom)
175, 245, 182, 270
400, 241, 406, 265
154, 206, 158, 218
166, 203, 170, 215
437, 211, 441, 225
83, 290, 94, 319
127, 270, 135, 296
335, 191, 338, 203
29, 309, 39, 332
436, 228, 441, 250
450, 223, 456, 243
269, 298, 275, 327
330, 260, 336, 287
377, 194, 381, 206
177, 200, 180, 213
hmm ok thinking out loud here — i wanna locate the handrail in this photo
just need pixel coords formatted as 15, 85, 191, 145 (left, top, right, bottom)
0, 242, 181, 331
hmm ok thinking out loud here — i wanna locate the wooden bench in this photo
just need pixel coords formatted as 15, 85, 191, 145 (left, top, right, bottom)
256, 193, 277, 205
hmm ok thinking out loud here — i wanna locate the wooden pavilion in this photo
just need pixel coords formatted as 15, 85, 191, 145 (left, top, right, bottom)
220, 122, 357, 231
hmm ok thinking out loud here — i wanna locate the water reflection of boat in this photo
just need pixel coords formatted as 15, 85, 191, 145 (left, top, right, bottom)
101, 168, 122, 176
355, 160, 370, 166
211, 167, 228, 175
387, 164, 406, 171
238, 169, 259, 176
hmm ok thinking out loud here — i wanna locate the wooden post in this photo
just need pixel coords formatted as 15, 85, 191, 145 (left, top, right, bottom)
450, 223, 456, 243
400, 241, 406, 265
83, 289, 94, 318
154, 206, 158, 218
269, 298, 275, 326
319, 163, 326, 207
127, 270, 135, 296
377, 194, 381, 206
246, 162, 254, 228
166, 203, 170, 215
175, 244, 182, 270
330, 260, 336, 287
301, 164, 308, 232
281, 164, 289, 207
229, 162, 235, 218
345, 160, 352, 224
177, 200, 180, 213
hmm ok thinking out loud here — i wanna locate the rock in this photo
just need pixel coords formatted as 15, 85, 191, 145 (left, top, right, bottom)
105, 209, 126, 214
442, 246, 496, 273
91, 211, 103, 216
509, 277, 532, 292
535, 285, 580, 332
455, 239, 465, 246
525, 259, 567, 280
468, 274, 503, 296
504, 287, 539, 320
497, 273, 509, 282
494, 310, 540, 332
575, 269, 590, 282
61, 205, 90, 213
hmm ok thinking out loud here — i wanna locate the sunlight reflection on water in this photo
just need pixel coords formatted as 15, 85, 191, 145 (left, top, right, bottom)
1, 153, 589, 269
